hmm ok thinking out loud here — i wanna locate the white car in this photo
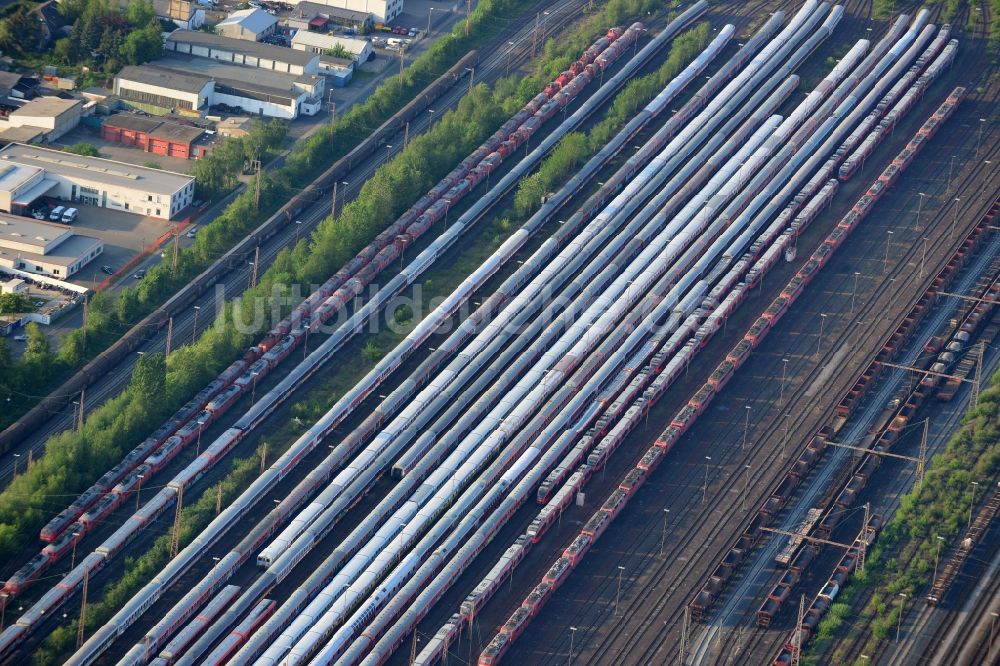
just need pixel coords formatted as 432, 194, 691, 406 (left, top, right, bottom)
186, 226, 198, 238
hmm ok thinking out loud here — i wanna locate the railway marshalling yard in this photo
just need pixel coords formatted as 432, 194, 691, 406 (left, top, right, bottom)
1, 1, 999, 665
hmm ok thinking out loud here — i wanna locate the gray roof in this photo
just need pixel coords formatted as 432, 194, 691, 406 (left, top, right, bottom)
292, 1, 371, 22
9, 97, 81, 119
0, 143, 193, 195
117, 64, 212, 94
156, 54, 320, 93
167, 30, 317, 67
0, 71, 22, 90
218, 8, 277, 33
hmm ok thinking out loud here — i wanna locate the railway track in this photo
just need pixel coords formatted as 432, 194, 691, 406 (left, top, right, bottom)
0, 3, 640, 656
1, 2, 712, 660
0, 0, 605, 585
467, 17, 1000, 666
0, 0, 597, 495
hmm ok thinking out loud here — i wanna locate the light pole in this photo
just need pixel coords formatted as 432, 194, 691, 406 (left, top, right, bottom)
816, 313, 827, 356
743, 464, 751, 511
569, 626, 577, 665
896, 593, 908, 643
614, 565, 625, 615
396, 522, 408, 564
659, 508, 669, 557
70, 531, 80, 569
932, 535, 945, 583
779, 358, 789, 405
967, 481, 980, 530
976, 118, 986, 156
742, 405, 751, 451
883, 230, 894, 273
990, 612, 998, 660
426, 6, 435, 34
702, 456, 711, 504
850, 271, 861, 314
293, 219, 303, 244
916, 192, 926, 229
384, 144, 392, 164
136, 474, 144, 510
951, 197, 961, 239
505, 40, 516, 76
919, 236, 929, 278
196, 419, 206, 455
251, 371, 259, 406
12, 453, 19, 476
192, 305, 201, 341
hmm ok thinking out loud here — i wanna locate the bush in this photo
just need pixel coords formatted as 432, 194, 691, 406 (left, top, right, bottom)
64, 142, 100, 157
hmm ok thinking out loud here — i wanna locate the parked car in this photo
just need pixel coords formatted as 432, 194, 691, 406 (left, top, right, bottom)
186, 226, 198, 238
61, 208, 78, 224
101, 265, 114, 275
30, 209, 47, 220
49, 205, 65, 221
12, 334, 27, 342
133, 269, 146, 279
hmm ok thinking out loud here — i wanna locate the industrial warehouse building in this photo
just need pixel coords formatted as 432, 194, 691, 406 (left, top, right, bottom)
1, 98, 83, 142
100, 115, 209, 159
289, 0, 402, 23
290, 30, 373, 63
0, 214, 103, 278
216, 8, 278, 41
286, 2, 373, 33
115, 57, 324, 120
0, 143, 195, 220
166, 30, 320, 75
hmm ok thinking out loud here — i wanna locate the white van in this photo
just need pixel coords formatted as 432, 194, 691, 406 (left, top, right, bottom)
61, 208, 78, 224
49, 206, 65, 221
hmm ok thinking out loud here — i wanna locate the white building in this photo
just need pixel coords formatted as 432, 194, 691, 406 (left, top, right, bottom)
0, 143, 196, 220
290, 30, 373, 62
166, 30, 321, 75
289, 0, 402, 23
147, 0, 205, 29
0, 214, 103, 279
216, 8, 278, 41
116, 58, 324, 120
3, 98, 83, 142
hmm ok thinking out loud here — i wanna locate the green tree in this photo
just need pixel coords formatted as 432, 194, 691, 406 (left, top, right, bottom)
120, 20, 162, 65
361, 340, 381, 363
131, 351, 166, 401
0, 293, 30, 314
23, 322, 52, 366
65, 143, 100, 157
324, 44, 354, 60
0, 10, 41, 55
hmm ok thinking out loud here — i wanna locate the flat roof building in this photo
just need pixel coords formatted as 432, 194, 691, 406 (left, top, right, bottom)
290, 30, 373, 62
4, 97, 83, 141
101, 114, 208, 159
166, 30, 320, 75
0, 214, 103, 279
289, 0, 401, 23
115, 57, 324, 120
0, 143, 195, 220
217, 8, 278, 41
286, 2, 373, 32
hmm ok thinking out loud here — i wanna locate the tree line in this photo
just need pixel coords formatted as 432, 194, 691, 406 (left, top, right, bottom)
810, 368, 1000, 660
0, 0, 557, 566
23, 5, 689, 659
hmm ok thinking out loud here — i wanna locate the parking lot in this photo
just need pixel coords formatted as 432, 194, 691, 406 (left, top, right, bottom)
32, 203, 182, 290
